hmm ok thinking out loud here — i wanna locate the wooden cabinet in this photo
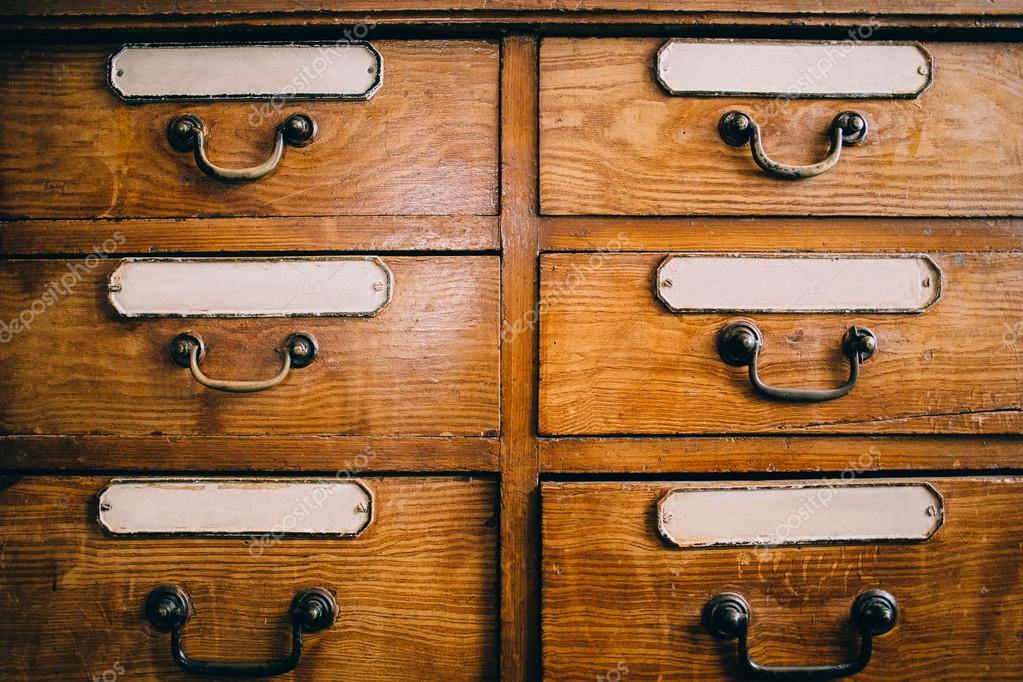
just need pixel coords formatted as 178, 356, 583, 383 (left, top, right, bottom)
0, 6, 1021, 680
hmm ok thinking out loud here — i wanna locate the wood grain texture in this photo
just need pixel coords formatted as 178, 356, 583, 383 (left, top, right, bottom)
0, 435, 500, 472
499, 35, 542, 682
0, 257, 500, 437
541, 217, 1023, 253
0, 216, 500, 255
0, 41, 498, 221
3, 1, 1022, 16
540, 436, 1023, 473
542, 478, 1023, 681
539, 252, 1023, 435
0, 476, 498, 681
540, 39, 1023, 217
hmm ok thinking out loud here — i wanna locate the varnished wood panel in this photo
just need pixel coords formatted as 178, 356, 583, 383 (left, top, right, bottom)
0, 435, 500, 472
540, 39, 1023, 217
0, 41, 498, 222
0, 476, 498, 681
0, 257, 500, 438
0, 216, 500, 255
540, 217, 1023, 253
3, 1, 1022, 16
539, 252, 1023, 435
540, 436, 1023, 473
542, 478, 1023, 681
499, 35, 542, 682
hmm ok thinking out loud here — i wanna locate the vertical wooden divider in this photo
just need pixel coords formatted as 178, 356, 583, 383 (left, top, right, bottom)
499, 35, 541, 681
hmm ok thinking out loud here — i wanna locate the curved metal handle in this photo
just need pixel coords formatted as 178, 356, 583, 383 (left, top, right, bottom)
145, 585, 337, 678
170, 332, 318, 394
719, 111, 867, 179
167, 113, 316, 182
717, 320, 877, 402
703, 590, 898, 680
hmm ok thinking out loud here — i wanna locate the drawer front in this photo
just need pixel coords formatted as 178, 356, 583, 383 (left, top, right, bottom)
540, 38, 1023, 216
539, 252, 1023, 435
0, 476, 498, 681
0, 256, 499, 437
0, 41, 498, 220
542, 478, 1023, 681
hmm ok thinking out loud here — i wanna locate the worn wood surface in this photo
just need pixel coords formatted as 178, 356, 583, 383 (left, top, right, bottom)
540, 436, 1023, 473
0, 435, 500, 472
499, 35, 542, 682
0, 216, 500, 255
3, 1, 1022, 16
0, 257, 500, 438
542, 478, 1023, 681
0, 41, 498, 221
540, 217, 1023, 253
540, 39, 1023, 217
540, 252, 1023, 435
0, 476, 498, 681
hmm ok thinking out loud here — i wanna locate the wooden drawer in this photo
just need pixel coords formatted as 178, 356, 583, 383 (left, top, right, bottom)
0, 256, 499, 438
539, 252, 1023, 435
540, 38, 1023, 217
0, 41, 497, 222
542, 477, 1023, 681
0, 476, 498, 681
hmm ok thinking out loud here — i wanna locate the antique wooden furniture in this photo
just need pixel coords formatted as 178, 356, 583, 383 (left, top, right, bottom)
1, 3, 1022, 680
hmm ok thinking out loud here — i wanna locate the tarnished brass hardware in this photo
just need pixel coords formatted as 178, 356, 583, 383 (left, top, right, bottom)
717, 320, 877, 402
703, 590, 898, 680
166, 113, 316, 182
719, 111, 867, 179
145, 585, 337, 677
170, 332, 318, 393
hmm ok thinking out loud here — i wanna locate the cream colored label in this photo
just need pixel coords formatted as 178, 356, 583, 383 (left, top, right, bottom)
109, 257, 392, 318
109, 43, 381, 100
656, 254, 941, 313
98, 479, 373, 536
657, 40, 932, 98
658, 483, 943, 548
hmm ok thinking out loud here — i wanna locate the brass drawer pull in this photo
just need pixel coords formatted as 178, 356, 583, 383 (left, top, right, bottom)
717, 320, 877, 402
167, 113, 316, 182
170, 332, 318, 394
703, 590, 898, 680
718, 111, 867, 180
145, 585, 337, 678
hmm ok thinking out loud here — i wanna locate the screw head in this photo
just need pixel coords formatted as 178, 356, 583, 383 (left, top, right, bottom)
835, 112, 869, 146
167, 114, 203, 152
703, 593, 750, 641
852, 589, 899, 636
145, 586, 191, 631
292, 588, 338, 633
286, 332, 319, 369
170, 333, 204, 368
844, 326, 878, 363
718, 320, 763, 367
719, 111, 755, 147
281, 114, 317, 147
